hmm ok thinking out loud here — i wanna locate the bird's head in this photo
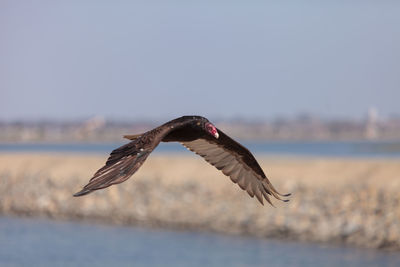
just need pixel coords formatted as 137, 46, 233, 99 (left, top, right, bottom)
183, 116, 219, 139
204, 122, 219, 139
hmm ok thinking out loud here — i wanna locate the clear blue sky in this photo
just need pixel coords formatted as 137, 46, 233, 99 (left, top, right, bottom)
1, 1, 399, 121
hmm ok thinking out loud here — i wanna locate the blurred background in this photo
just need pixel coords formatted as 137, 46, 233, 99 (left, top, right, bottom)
1, 1, 400, 266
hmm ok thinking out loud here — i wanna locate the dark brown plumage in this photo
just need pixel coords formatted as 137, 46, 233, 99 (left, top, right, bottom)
74, 116, 290, 205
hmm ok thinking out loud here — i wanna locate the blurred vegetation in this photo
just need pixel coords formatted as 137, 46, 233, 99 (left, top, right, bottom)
1, 114, 400, 143
1, 154, 399, 250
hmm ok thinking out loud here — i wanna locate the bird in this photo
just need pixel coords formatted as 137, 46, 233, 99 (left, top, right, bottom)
74, 115, 290, 205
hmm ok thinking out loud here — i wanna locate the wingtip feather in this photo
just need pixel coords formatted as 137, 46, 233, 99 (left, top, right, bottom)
73, 189, 91, 197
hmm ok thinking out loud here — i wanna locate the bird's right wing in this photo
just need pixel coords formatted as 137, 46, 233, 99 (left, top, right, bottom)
74, 136, 155, 196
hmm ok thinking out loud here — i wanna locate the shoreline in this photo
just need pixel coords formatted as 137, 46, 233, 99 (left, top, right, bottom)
1, 153, 399, 250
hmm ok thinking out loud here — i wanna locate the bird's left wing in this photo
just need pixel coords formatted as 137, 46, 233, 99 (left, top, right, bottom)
180, 129, 290, 205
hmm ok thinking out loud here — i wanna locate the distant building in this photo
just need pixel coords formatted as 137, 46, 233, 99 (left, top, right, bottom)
365, 107, 379, 139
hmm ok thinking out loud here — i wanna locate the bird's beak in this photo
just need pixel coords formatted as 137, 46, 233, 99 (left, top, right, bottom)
214, 132, 219, 139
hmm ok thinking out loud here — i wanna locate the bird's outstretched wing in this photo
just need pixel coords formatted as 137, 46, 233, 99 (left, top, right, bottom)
74, 116, 289, 206
73, 137, 155, 196
180, 129, 290, 205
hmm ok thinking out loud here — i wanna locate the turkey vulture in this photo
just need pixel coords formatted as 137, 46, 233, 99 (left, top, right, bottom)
74, 116, 290, 205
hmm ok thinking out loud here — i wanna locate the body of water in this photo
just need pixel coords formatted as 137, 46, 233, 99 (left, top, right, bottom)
1, 141, 400, 158
1, 216, 400, 267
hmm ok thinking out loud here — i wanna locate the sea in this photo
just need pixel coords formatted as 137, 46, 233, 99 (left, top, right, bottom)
1, 216, 400, 267
1, 140, 400, 158
1, 141, 400, 266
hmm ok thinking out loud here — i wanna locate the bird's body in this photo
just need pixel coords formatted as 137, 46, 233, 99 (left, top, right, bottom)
74, 116, 289, 205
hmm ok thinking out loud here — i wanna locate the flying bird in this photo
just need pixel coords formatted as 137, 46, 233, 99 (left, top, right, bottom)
74, 116, 290, 205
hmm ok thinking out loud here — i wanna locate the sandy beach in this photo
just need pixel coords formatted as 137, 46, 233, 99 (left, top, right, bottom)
1, 152, 399, 250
